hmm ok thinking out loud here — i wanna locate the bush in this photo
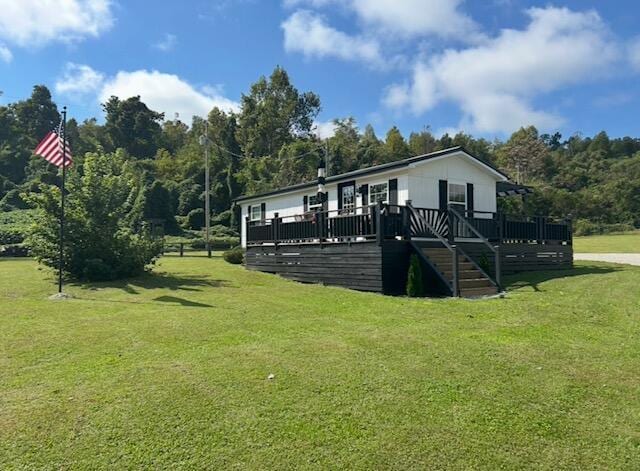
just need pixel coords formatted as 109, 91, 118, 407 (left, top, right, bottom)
574, 219, 636, 236
212, 209, 233, 227
0, 244, 29, 257
223, 246, 244, 264
25, 151, 162, 281
406, 254, 424, 297
0, 209, 37, 244
185, 208, 205, 230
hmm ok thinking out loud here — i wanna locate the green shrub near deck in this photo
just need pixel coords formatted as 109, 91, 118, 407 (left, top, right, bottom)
406, 253, 424, 297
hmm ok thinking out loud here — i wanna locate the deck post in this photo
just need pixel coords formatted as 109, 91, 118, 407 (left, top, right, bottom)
273, 212, 279, 246
376, 201, 383, 246
447, 207, 455, 243
403, 200, 411, 240
245, 216, 250, 246
452, 246, 459, 297
497, 212, 504, 244
494, 244, 501, 290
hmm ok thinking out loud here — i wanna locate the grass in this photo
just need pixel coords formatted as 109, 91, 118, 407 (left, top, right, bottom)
574, 231, 640, 253
1, 254, 639, 469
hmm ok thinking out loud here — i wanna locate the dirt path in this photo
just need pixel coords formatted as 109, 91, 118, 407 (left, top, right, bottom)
574, 253, 640, 266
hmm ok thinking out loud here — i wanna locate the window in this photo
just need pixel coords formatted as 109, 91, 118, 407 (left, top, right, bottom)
448, 183, 466, 209
250, 205, 263, 221
308, 194, 322, 210
341, 185, 355, 213
369, 183, 388, 205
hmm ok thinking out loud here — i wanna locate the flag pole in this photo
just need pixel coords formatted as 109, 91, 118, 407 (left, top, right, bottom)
58, 106, 67, 294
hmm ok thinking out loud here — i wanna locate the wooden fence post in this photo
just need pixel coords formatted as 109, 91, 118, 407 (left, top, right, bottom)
179, 243, 184, 257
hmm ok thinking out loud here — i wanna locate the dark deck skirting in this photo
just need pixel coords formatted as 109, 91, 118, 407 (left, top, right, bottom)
245, 241, 411, 295
245, 240, 573, 295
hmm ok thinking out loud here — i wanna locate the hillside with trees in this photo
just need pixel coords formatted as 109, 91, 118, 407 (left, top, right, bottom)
1, 66, 639, 248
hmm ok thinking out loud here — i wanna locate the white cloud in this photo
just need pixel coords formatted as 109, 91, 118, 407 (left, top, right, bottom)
0, 0, 113, 47
55, 63, 105, 96
0, 43, 11, 63
383, 7, 619, 134
153, 33, 177, 52
99, 70, 239, 123
314, 119, 337, 138
282, 10, 382, 65
629, 36, 640, 71
285, 0, 483, 41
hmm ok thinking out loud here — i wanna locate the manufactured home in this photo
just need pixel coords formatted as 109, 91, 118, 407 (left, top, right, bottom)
234, 147, 572, 298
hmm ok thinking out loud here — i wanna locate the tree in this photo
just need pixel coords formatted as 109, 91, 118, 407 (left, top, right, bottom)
409, 128, 437, 156
26, 151, 161, 281
236, 66, 320, 158
382, 126, 410, 163
103, 96, 164, 158
327, 118, 359, 174
495, 126, 550, 183
356, 124, 383, 169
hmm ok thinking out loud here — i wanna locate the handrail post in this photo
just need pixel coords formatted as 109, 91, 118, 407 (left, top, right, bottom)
452, 246, 459, 297
566, 216, 573, 245
273, 212, 279, 246
376, 201, 383, 246
447, 205, 455, 243
245, 216, 250, 245
403, 200, 412, 240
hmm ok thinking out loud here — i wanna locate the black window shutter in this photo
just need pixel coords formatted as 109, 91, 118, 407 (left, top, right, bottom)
388, 179, 398, 205
439, 180, 448, 210
361, 184, 369, 206
466, 183, 474, 214
260, 202, 266, 221
247, 205, 251, 219
303, 195, 308, 212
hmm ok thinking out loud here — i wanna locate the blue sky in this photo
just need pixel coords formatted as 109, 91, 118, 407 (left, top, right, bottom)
1, 0, 640, 140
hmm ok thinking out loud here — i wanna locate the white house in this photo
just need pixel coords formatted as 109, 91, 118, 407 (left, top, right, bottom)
235, 147, 510, 247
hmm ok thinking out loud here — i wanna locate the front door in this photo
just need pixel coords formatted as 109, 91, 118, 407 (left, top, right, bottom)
338, 181, 356, 214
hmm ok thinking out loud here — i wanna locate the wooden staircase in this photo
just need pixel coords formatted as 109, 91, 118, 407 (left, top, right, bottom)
422, 246, 499, 298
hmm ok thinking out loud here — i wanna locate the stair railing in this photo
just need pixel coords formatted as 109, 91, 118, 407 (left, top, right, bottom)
407, 202, 459, 296
448, 205, 501, 290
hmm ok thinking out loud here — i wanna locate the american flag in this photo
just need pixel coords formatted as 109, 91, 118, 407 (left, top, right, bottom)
34, 121, 73, 168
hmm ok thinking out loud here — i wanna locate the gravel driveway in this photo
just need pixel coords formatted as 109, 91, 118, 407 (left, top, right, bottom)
574, 253, 640, 266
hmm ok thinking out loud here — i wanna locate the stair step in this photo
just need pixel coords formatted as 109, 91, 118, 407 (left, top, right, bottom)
440, 269, 482, 279
459, 286, 499, 298
459, 278, 494, 289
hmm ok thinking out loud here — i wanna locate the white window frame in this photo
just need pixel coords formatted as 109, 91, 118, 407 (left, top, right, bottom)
341, 185, 356, 214
448, 182, 466, 209
368, 181, 389, 205
250, 205, 263, 221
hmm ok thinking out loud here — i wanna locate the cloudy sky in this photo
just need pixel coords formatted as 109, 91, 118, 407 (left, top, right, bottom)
1, 0, 639, 139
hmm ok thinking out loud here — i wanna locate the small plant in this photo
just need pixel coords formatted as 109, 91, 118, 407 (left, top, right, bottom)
406, 253, 424, 297
478, 252, 491, 274
223, 246, 244, 264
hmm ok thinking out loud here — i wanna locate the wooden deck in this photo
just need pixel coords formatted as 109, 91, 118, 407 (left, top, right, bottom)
244, 203, 573, 297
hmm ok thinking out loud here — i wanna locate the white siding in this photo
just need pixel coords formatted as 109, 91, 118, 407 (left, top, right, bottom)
407, 152, 500, 212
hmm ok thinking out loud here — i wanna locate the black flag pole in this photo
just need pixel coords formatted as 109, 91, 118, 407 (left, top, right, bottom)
58, 106, 67, 294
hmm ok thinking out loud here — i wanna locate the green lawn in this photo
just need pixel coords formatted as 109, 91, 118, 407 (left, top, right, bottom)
1, 255, 639, 469
574, 231, 640, 253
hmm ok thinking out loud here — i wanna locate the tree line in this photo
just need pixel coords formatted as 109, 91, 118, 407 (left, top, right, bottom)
1, 66, 639, 237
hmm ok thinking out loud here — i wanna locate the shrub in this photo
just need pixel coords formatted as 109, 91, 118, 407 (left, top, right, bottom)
0, 209, 37, 244
223, 246, 244, 264
0, 244, 29, 257
406, 254, 424, 297
25, 151, 162, 281
212, 209, 233, 227
185, 208, 205, 230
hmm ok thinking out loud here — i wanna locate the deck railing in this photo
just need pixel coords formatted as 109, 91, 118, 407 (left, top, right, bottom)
245, 202, 572, 247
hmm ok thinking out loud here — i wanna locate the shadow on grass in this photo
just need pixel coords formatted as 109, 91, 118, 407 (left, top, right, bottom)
77, 271, 234, 294
153, 295, 213, 308
504, 264, 621, 292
